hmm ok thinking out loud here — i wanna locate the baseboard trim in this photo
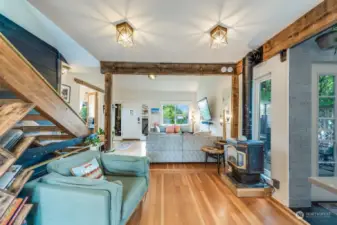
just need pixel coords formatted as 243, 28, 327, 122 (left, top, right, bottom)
267, 197, 310, 225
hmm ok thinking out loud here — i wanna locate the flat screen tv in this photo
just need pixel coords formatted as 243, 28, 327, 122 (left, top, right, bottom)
197, 98, 212, 121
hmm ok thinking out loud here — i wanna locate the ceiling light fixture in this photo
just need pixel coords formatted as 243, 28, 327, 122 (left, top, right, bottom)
116, 21, 134, 47
210, 25, 228, 49
148, 74, 157, 80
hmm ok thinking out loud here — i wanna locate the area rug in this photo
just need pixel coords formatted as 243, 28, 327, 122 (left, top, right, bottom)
318, 203, 337, 215
115, 142, 133, 151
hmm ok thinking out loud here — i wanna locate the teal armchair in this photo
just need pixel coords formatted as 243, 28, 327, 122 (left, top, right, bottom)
23, 151, 150, 225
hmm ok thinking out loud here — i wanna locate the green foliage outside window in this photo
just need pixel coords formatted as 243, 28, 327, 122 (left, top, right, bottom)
319, 75, 335, 108
162, 104, 189, 125
260, 80, 271, 103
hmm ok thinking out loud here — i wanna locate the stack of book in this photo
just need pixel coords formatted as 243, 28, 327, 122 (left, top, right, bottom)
0, 130, 24, 151
0, 196, 29, 225
0, 165, 22, 190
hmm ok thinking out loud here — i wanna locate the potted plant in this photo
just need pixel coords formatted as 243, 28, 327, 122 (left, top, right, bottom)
84, 134, 101, 150
84, 128, 116, 152
97, 128, 105, 142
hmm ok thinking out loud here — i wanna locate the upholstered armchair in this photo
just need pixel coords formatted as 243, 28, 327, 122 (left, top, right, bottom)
22, 151, 150, 225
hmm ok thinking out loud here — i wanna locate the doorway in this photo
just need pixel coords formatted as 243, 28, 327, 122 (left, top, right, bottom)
253, 74, 272, 178
312, 63, 337, 201
121, 103, 141, 139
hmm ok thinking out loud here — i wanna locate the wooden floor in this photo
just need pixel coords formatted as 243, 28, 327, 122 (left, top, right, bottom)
132, 164, 297, 225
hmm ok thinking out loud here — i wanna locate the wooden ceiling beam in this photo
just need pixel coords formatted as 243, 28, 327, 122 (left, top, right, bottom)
235, 60, 243, 75
74, 78, 105, 93
263, 0, 337, 61
100, 62, 237, 75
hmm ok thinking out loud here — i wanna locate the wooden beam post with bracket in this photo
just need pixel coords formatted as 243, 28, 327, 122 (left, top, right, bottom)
231, 75, 239, 139
104, 73, 112, 151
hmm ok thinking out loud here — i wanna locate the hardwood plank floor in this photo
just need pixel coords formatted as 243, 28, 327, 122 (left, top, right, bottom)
135, 164, 297, 225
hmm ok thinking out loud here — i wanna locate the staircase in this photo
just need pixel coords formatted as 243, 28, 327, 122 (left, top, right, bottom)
0, 33, 91, 175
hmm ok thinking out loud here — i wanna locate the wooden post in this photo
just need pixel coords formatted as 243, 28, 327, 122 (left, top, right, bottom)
231, 75, 239, 139
104, 73, 112, 151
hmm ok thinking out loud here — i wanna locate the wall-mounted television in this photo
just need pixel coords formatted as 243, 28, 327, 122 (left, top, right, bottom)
197, 97, 212, 121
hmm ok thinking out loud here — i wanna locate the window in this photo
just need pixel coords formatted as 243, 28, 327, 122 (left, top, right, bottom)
162, 104, 189, 125
317, 75, 336, 177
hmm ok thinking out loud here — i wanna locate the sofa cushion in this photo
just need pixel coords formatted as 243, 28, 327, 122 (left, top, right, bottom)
165, 126, 175, 133
47, 151, 101, 176
71, 158, 104, 180
40, 172, 123, 225
101, 154, 150, 184
106, 175, 147, 223
174, 125, 181, 133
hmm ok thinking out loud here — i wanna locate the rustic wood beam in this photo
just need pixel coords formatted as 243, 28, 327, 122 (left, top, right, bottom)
101, 62, 237, 75
0, 99, 23, 105
74, 78, 105, 93
0, 34, 90, 137
104, 73, 112, 151
231, 75, 239, 139
263, 0, 337, 61
0, 103, 35, 136
235, 60, 243, 75
15, 125, 65, 133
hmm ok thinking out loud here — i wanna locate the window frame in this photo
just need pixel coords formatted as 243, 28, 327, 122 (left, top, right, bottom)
160, 102, 191, 126
312, 66, 337, 177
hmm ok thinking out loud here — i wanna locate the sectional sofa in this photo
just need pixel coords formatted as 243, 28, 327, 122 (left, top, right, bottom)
146, 133, 221, 163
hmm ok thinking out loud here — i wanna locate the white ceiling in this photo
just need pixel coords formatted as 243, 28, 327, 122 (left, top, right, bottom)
28, 0, 321, 64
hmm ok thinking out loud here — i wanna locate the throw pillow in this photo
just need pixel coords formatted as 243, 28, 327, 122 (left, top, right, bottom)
174, 125, 181, 133
159, 125, 166, 133
70, 158, 104, 180
166, 126, 175, 133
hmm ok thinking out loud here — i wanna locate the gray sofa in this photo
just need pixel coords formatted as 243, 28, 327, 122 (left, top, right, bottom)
146, 133, 221, 163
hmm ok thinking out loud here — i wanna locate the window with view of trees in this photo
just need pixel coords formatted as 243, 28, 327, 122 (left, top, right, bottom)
317, 75, 336, 177
162, 104, 189, 125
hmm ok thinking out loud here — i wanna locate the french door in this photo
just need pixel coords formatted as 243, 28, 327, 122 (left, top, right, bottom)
312, 64, 337, 178
311, 64, 337, 201
253, 75, 272, 177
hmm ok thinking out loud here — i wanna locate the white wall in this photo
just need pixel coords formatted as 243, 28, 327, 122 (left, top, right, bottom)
0, 0, 98, 67
253, 53, 289, 206
196, 76, 232, 137
61, 66, 104, 130
113, 88, 196, 130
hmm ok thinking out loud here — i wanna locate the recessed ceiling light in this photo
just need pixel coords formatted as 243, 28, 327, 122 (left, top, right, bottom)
148, 74, 157, 80
227, 67, 233, 73
221, 66, 227, 73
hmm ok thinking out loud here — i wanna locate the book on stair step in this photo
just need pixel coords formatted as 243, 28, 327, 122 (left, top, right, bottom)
0, 198, 23, 225
0, 165, 22, 190
7, 197, 29, 225
0, 191, 15, 219
0, 130, 24, 151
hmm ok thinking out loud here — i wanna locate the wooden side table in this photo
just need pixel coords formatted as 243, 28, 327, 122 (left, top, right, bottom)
201, 146, 225, 174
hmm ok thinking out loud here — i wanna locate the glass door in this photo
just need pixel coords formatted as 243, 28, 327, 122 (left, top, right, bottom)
254, 76, 272, 177
317, 75, 336, 177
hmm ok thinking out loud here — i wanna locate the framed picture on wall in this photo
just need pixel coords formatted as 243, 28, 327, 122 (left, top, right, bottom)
61, 84, 71, 103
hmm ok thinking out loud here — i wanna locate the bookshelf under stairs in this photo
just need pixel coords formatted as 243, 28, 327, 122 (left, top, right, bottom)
0, 33, 91, 224
0, 102, 36, 224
